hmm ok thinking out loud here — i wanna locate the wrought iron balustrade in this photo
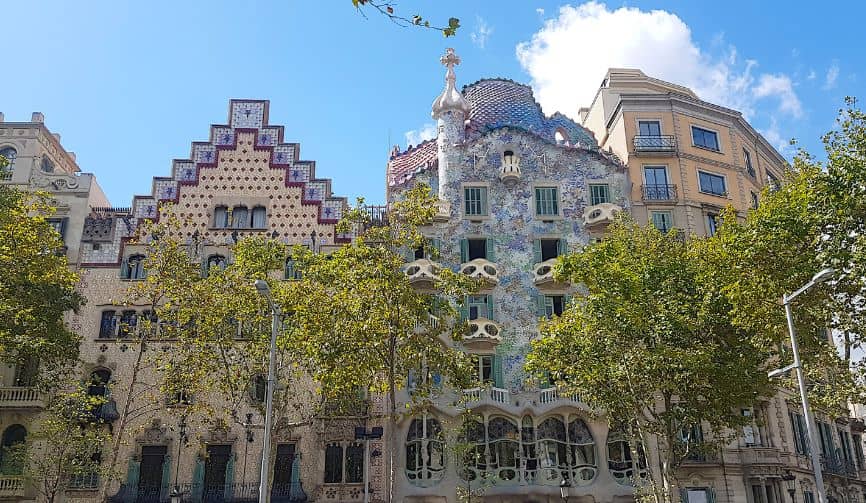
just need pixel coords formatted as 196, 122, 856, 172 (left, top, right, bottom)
821, 454, 858, 477
361, 205, 389, 229
111, 482, 307, 502
633, 135, 677, 152
641, 184, 678, 201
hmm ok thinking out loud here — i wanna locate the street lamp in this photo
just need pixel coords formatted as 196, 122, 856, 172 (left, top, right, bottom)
169, 415, 188, 503
782, 470, 796, 503
768, 268, 834, 503
559, 478, 571, 502
254, 279, 281, 503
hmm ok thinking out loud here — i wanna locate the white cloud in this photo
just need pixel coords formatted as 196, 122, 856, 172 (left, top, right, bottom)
824, 62, 840, 90
760, 118, 793, 158
404, 123, 437, 148
515, 2, 802, 120
807, 69, 817, 80
536, 8, 545, 16
470, 17, 493, 49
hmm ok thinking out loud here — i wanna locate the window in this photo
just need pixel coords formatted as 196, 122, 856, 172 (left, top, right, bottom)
742, 409, 761, 446
706, 213, 719, 237
537, 295, 565, 319
461, 238, 493, 262
40, 156, 54, 173
344, 443, 364, 483
324, 444, 343, 483
406, 416, 445, 486
0, 425, 27, 475
46, 218, 67, 240
121, 254, 146, 280
789, 411, 809, 455
251, 206, 267, 229
87, 369, 112, 398
638, 120, 661, 136
169, 390, 193, 406
744, 149, 755, 177
589, 184, 610, 205
607, 431, 647, 485
118, 310, 138, 337
839, 428, 854, 465
817, 421, 835, 457
684, 488, 713, 503
643, 166, 673, 200
231, 206, 248, 228
251, 375, 266, 403
698, 171, 727, 196
99, 310, 117, 339
853, 434, 864, 469
767, 171, 780, 191
804, 491, 816, 503
691, 126, 720, 151
465, 295, 493, 321
679, 423, 705, 461
464, 187, 488, 217
472, 355, 493, 383
535, 187, 559, 217
751, 192, 760, 209
203, 254, 227, 277
534, 238, 565, 263
214, 206, 229, 228
650, 211, 674, 233
285, 257, 302, 280
751, 483, 778, 503
0, 147, 16, 173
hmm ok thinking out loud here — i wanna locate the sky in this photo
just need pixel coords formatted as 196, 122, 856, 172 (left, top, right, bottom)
1, 1, 862, 206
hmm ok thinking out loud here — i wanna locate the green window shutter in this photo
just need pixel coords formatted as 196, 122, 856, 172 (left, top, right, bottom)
532, 239, 542, 264
557, 238, 568, 256
534, 295, 547, 319
459, 296, 469, 322
460, 239, 468, 263
485, 238, 495, 262
161, 454, 171, 496
224, 453, 236, 500
120, 258, 129, 279
493, 354, 503, 388
706, 488, 716, 503
192, 457, 205, 500
429, 238, 442, 259
126, 458, 140, 496
486, 295, 495, 320
480, 188, 489, 215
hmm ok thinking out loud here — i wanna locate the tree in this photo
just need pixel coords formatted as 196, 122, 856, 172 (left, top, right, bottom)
526, 216, 772, 502
14, 388, 109, 503
350, 1, 460, 37
290, 184, 477, 502
0, 155, 83, 382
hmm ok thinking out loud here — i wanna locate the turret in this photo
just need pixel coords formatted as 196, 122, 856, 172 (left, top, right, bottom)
431, 48, 469, 201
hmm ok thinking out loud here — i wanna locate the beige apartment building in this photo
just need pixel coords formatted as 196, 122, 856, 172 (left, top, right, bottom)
579, 68, 786, 237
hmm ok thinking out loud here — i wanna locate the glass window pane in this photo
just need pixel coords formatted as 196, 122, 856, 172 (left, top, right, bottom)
589, 184, 610, 205
464, 187, 488, 216
324, 444, 343, 483
535, 187, 559, 216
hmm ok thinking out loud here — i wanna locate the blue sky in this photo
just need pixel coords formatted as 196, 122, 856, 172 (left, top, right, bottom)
1, 1, 862, 205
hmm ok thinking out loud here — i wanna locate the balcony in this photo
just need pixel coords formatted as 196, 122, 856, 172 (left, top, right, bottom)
403, 258, 442, 289
0, 387, 45, 409
821, 455, 858, 477
462, 386, 510, 406
413, 313, 441, 334
0, 477, 24, 499
499, 156, 521, 184
532, 259, 561, 286
633, 135, 677, 154
463, 318, 502, 349
433, 200, 450, 222
537, 387, 582, 405
111, 482, 307, 502
641, 184, 678, 202
583, 202, 623, 229
459, 258, 499, 285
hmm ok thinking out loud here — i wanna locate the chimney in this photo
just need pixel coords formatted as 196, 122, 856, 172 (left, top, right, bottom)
0, 112, 4, 123
31, 112, 44, 123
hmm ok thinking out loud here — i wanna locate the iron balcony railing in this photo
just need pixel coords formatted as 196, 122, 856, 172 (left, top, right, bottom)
821, 454, 859, 477
633, 135, 677, 152
111, 482, 307, 502
362, 205, 389, 229
641, 184, 678, 201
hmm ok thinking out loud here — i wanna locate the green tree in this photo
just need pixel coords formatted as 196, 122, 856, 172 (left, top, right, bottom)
291, 184, 476, 502
13, 388, 109, 503
0, 154, 83, 382
351, 0, 460, 37
527, 217, 771, 502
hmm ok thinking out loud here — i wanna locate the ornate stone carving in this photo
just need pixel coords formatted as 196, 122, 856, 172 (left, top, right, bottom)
135, 418, 170, 445
583, 202, 623, 228
459, 258, 499, 284
463, 318, 502, 349
403, 259, 441, 287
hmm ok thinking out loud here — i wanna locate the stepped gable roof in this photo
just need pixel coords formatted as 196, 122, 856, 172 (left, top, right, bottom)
462, 78, 597, 147
387, 139, 438, 187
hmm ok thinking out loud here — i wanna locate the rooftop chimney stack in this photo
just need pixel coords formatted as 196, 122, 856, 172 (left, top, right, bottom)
31, 112, 44, 123
0, 112, 4, 123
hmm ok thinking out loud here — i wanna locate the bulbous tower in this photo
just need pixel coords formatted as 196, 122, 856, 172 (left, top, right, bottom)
431, 48, 470, 201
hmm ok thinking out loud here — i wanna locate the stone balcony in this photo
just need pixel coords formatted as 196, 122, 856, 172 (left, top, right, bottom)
414, 314, 441, 334
499, 157, 521, 184
0, 387, 45, 409
463, 318, 502, 349
0, 477, 24, 499
533, 258, 557, 285
403, 258, 442, 289
459, 258, 499, 285
461, 386, 584, 412
583, 202, 623, 230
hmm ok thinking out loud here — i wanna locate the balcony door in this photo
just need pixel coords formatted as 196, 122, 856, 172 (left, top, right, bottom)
138, 445, 167, 502
203, 444, 232, 502
643, 166, 672, 200
271, 443, 296, 502
638, 120, 661, 136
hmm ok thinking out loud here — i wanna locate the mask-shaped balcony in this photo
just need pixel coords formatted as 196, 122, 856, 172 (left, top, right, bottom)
459, 258, 499, 285
463, 318, 502, 349
583, 202, 623, 230
533, 258, 561, 286
499, 152, 521, 184
404, 258, 442, 289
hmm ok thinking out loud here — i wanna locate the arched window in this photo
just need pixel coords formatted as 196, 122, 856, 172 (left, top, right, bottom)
458, 420, 486, 482
285, 257, 301, 280
554, 128, 569, 146
0, 425, 26, 475
203, 254, 227, 277
488, 417, 520, 483
41, 156, 54, 173
607, 431, 647, 485
0, 147, 16, 175
406, 416, 445, 486
231, 206, 248, 229
88, 369, 112, 398
567, 418, 597, 484
213, 206, 229, 228
121, 254, 146, 280
251, 206, 267, 229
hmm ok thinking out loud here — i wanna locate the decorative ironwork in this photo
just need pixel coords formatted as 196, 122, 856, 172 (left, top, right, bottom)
641, 184, 678, 201
633, 135, 676, 152
111, 482, 307, 502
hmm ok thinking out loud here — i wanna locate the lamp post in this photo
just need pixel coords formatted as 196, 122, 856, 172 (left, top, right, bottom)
170, 414, 188, 503
782, 470, 796, 503
559, 478, 571, 502
768, 268, 834, 503
254, 279, 282, 503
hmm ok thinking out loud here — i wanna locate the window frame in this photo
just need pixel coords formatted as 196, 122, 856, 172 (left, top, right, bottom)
743, 148, 756, 177
534, 185, 561, 218
697, 170, 728, 197
690, 125, 721, 152
650, 211, 674, 234
705, 213, 719, 237
463, 184, 489, 219
637, 119, 663, 137
588, 183, 610, 205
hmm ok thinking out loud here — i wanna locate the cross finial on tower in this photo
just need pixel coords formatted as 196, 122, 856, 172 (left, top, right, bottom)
431, 48, 470, 119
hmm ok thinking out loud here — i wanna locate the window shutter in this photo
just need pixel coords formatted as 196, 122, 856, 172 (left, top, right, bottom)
459, 296, 469, 322
534, 295, 547, 319
706, 488, 716, 503
120, 257, 129, 279
532, 239, 542, 264
460, 239, 468, 263
429, 238, 442, 259
192, 457, 205, 500
493, 354, 503, 388
224, 453, 235, 500
161, 454, 172, 496
480, 188, 488, 215
126, 458, 141, 495
486, 295, 495, 320
558, 238, 568, 256
59, 218, 68, 239
485, 238, 495, 262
